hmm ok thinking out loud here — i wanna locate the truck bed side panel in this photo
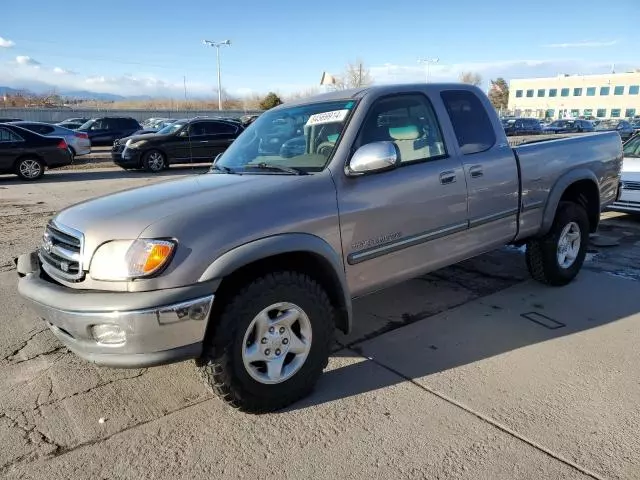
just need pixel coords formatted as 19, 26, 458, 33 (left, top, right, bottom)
513, 132, 623, 240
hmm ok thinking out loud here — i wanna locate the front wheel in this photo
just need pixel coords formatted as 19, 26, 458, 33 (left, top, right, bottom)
142, 149, 166, 173
196, 271, 335, 413
525, 201, 589, 286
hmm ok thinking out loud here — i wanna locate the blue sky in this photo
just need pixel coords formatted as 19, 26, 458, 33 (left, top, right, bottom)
1, 0, 637, 98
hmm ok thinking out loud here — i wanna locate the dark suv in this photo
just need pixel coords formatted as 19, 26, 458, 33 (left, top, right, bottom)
502, 118, 542, 136
77, 117, 142, 145
111, 117, 243, 172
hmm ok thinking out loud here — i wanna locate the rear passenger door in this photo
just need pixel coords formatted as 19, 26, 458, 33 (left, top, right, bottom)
440, 89, 519, 250
338, 93, 469, 296
0, 127, 26, 169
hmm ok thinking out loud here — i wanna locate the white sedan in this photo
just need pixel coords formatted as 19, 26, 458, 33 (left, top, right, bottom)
9, 121, 91, 158
609, 134, 640, 214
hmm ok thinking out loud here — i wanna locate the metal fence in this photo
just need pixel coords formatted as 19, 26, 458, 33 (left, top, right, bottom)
0, 108, 262, 123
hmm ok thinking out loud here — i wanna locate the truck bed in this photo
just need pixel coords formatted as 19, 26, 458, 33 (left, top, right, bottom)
513, 131, 623, 240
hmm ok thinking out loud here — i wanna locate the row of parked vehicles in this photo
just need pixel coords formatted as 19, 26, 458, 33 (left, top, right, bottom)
0, 113, 259, 179
501, 116, 640, 141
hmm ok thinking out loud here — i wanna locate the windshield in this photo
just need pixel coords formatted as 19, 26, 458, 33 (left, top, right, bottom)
596, 120, 617, 130
78, 119, 96, 130
623, 136, 640, 158
157, 121, 187, 135
214, 100, 355, 173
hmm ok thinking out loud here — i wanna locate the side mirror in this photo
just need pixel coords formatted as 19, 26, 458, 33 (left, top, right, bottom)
346, 141, 398, 176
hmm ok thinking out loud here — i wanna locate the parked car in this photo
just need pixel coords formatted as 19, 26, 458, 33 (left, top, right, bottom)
56, 118, 90, 130
0, 123, 73, 180
111, 117, 243, 172
76, 117, 142, 145
608, 134, 640, 214
543, 119, 595, 134
631, 120, 640, 133
9, 121, 91, 158
16, 84, 622, 412
502, 117, 542, 136
595, 119, 635, 141
131, 119, 180, 136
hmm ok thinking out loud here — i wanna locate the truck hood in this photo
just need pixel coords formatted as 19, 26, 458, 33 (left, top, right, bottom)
54, 172, 309, 263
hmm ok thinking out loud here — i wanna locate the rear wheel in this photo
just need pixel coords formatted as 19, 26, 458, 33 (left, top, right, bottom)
142, 150, 166, 173
15, 157, 45, 180
196, 271, 335, 413
526, 201, 589, 286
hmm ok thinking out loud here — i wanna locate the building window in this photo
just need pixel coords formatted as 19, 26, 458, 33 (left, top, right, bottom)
549, 89, 557, 97
526, 89, 534, 98
614, 86, 625, 95
600, 86, 610, 96
611, 109, 621, 118
571, 109, 580, 117
537, 89, 545, 97
586, 87, 596, 96
583, 109, 593, 117
596, 108, 607, 118
626, 108, 636, 118
573, 88, 582, 96
515, 90, 523, 98
561, 88, 570, 97
629, 85, 639, 95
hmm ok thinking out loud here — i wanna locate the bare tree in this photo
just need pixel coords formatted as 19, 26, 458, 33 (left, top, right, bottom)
459, 71, 483, 87
333, 60, 373, 90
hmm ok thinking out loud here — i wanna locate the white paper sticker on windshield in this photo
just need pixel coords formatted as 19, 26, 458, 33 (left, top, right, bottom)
305, 109, 349, 126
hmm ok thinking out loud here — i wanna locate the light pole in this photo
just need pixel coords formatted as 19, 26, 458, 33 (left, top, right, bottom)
417, 58, 439, 83
203, 39, 231, 110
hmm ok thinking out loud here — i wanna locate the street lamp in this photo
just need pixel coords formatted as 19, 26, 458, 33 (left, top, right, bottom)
202, 39, 231, 110
417, 58, 439, 83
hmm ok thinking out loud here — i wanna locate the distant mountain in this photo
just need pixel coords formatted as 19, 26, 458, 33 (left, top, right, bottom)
59, 90, 126, 101
0, 86, 34, 96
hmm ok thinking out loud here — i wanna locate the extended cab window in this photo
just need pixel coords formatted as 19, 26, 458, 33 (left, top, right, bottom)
440, 90, 496, 155
358, 94, 446, 164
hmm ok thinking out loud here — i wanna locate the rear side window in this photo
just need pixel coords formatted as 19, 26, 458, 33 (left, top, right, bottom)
125, 118, 140, 128
209, 122, 238, 134
440, 90, 496, 155
29, 124, 55, 135
0, 127, 22, 142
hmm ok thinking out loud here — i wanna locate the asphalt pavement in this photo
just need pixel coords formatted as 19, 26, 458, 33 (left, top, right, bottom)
1, 167, 640, 479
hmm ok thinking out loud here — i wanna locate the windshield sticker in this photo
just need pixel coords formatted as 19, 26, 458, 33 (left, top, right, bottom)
305, 109, 350, 126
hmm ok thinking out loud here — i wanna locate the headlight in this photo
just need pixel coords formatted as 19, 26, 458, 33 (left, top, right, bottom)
127, 140, 147, 149
89, 239, 176, 281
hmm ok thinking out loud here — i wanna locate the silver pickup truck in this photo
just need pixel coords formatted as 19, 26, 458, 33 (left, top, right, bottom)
16, 84, 622, 412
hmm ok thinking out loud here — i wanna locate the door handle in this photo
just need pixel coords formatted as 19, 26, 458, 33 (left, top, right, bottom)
469, 165, 483, 178
439, 170, 456, 185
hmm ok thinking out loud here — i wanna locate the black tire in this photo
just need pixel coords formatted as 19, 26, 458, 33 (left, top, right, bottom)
525, 201, 589, 286
15, 157, 45, 180
196, 271, 335, 413
142, 149, 166, 173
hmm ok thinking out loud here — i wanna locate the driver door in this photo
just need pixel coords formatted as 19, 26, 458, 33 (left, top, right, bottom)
336, 93, 469, 297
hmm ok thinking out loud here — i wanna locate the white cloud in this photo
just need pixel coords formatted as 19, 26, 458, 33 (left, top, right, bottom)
15, 55, 40, 66
0, 36, 15, 48
543, 40, 619, 48
370, 59, 639, 89
53, 67, 77, 75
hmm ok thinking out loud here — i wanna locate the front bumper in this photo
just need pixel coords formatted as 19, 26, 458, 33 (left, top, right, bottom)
17, 252, 217, 368
112, 147, 143, 167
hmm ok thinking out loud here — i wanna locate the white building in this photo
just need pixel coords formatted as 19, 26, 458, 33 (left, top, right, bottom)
508, 71, 640, 119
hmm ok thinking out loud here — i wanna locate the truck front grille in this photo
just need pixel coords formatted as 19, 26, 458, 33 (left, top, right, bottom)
622, 181, 640, 191
38, 222, 85, 282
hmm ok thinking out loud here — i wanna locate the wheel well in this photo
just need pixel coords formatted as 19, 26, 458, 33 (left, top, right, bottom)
209, 252, 349, 334
560, 179, 600, 233
13, 154, 45, 169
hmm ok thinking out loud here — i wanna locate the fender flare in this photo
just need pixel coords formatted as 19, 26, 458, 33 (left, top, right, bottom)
540, 168, 600, 235
198, 233, 352, 334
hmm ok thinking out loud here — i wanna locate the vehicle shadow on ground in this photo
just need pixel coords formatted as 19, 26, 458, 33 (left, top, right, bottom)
286, 239, 640, 413
0, 165, 209, 185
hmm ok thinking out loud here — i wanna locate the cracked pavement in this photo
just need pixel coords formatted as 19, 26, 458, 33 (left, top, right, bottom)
1, 167, 640, 479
